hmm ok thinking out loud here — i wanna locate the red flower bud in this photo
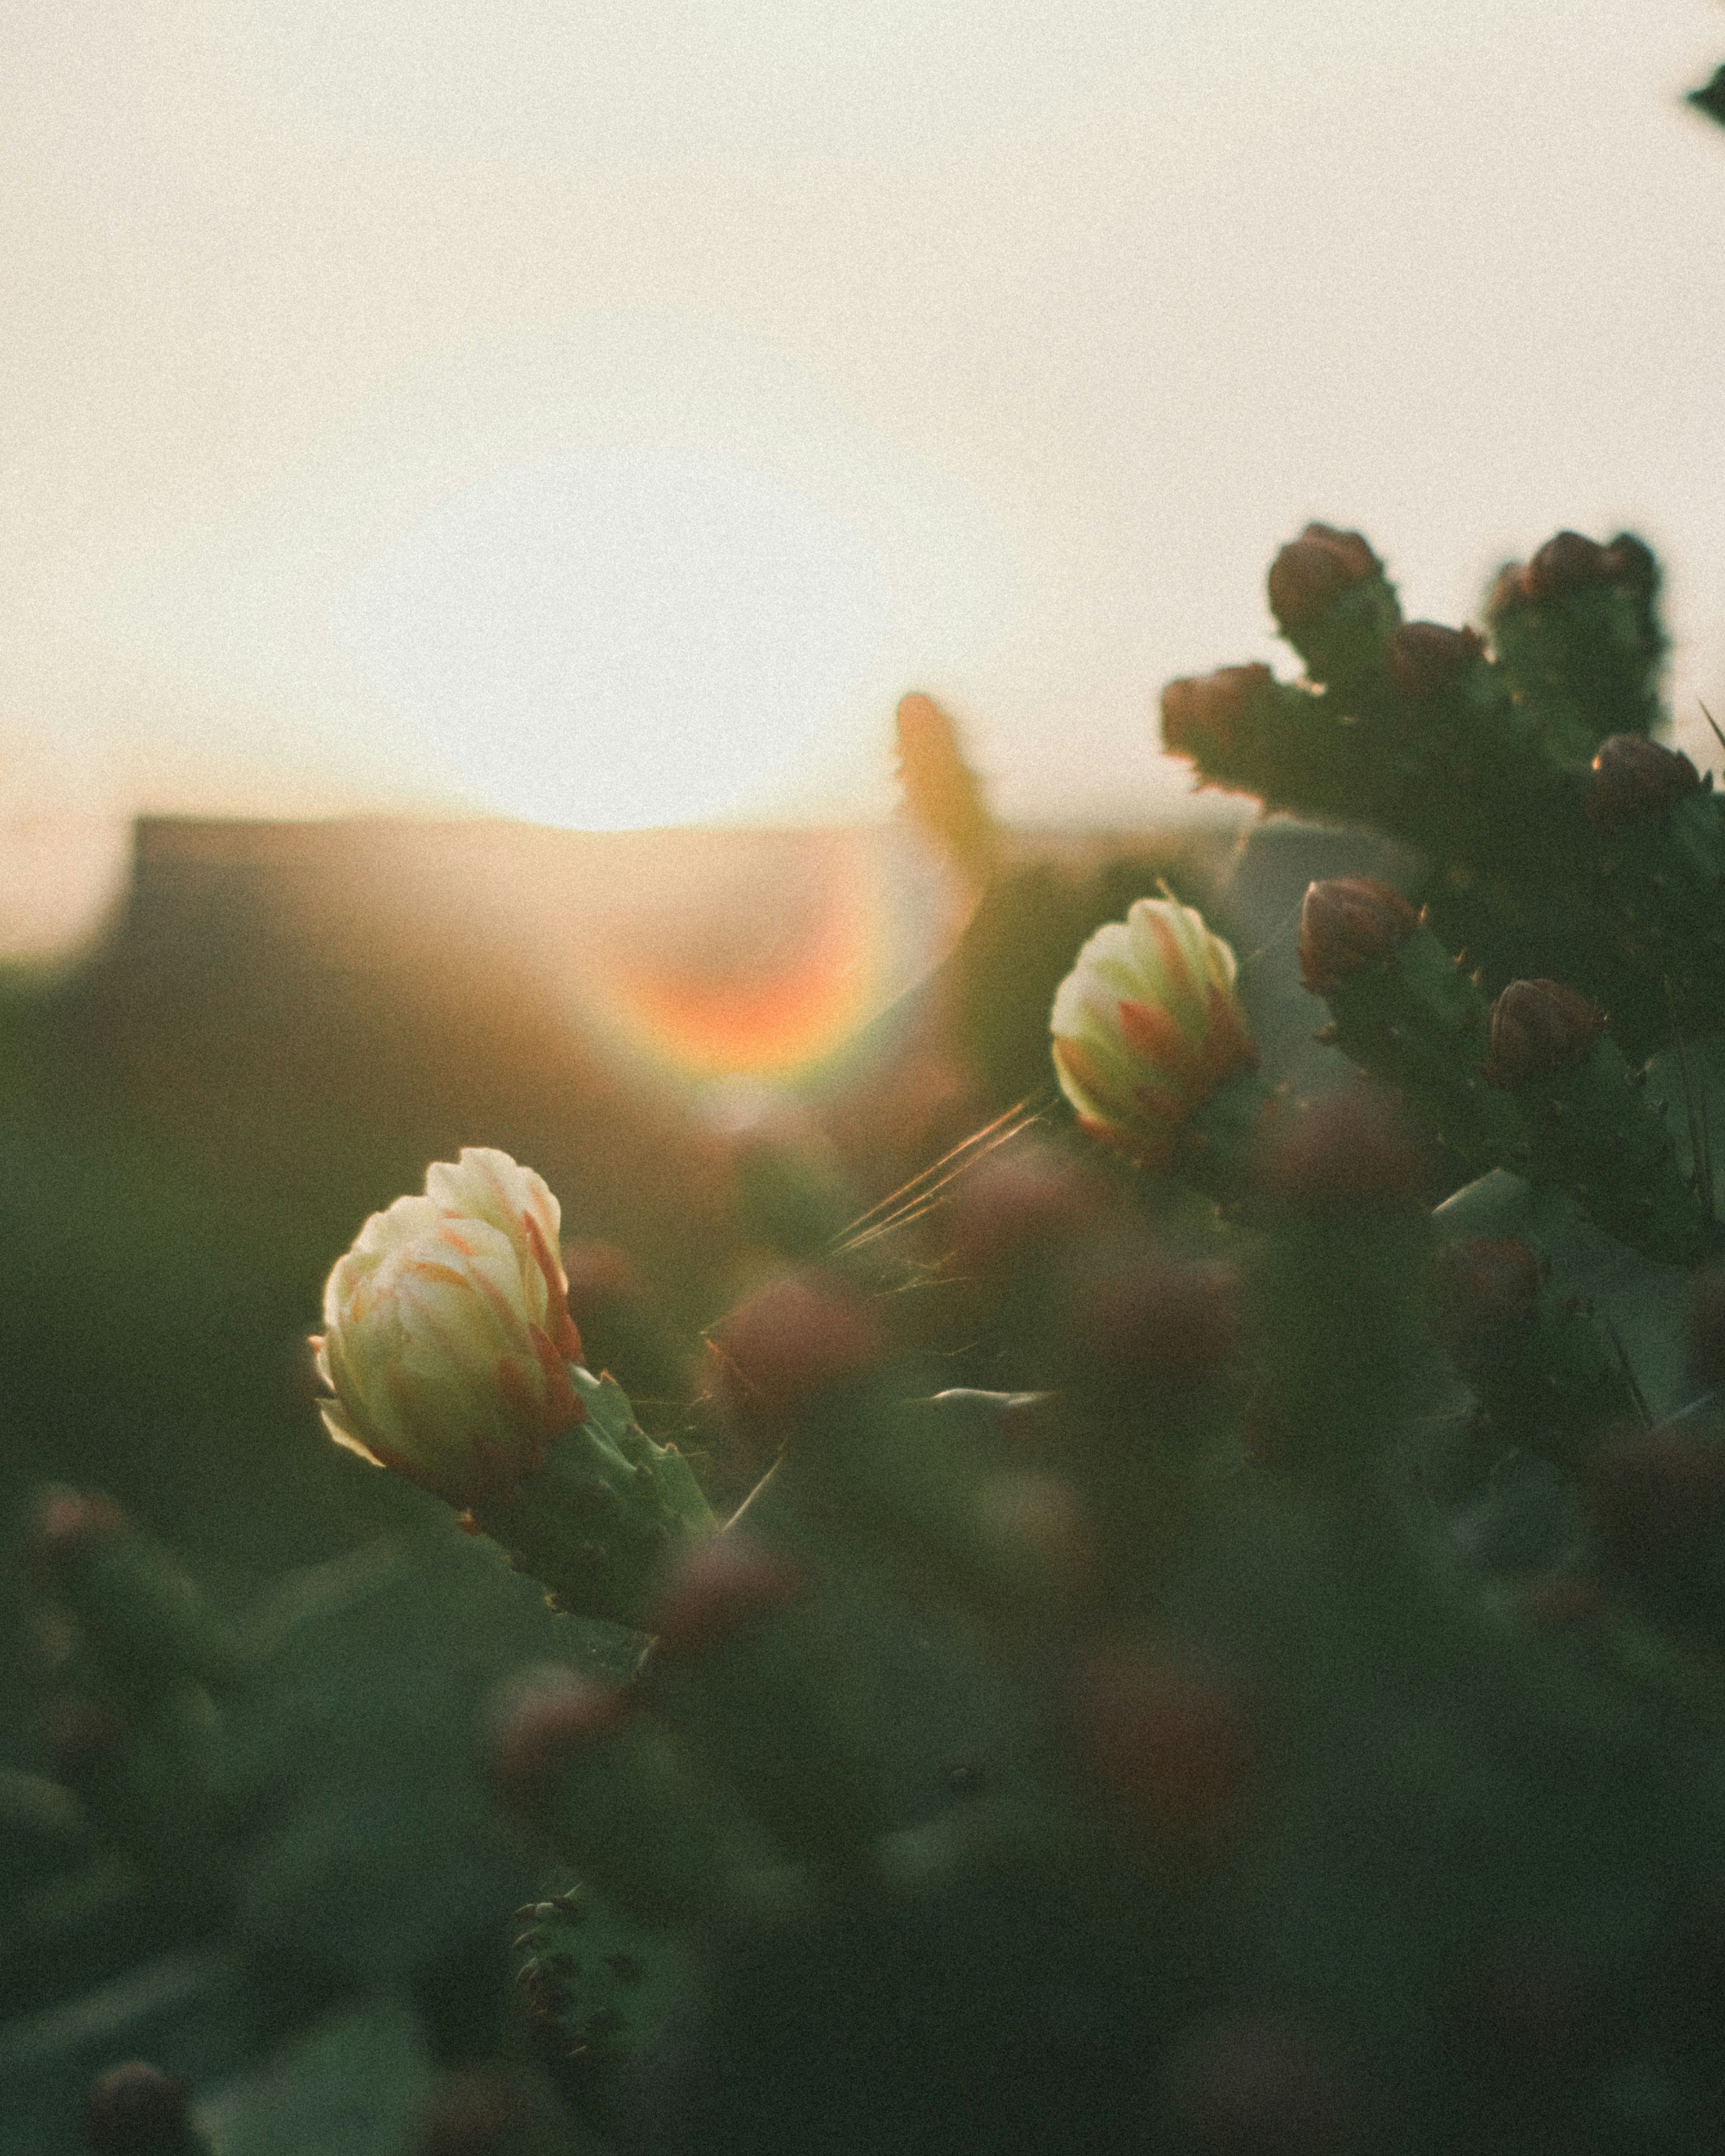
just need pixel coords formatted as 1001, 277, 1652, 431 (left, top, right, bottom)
1073, 1642, 1255, 1851
1296, 878, 1420, 997
942, 1142, 1108, 1279
1386, 620, 1484, 695
1601, 531, 1656, 602
560, 1237, 646, 1312
1485, 980, 1603, 1088
1486, 562, 1531, 619
1431, 1237, 1542, 1363
1260, 1090, 1423, 1211
80, 2062, 191, 2153
1065, 1253, 1240, 1388
1587, 1426, 1725, 1575
707, 1272, 886, 1432
1267, 523, 1379, 629
1587, 734, 1702, 835
1524, 530, 1610, 600
1489, 531, 1654, 619
483, 1666, 632, 1833
644, 1532, 807, 1658
1160, 664, 1274, 762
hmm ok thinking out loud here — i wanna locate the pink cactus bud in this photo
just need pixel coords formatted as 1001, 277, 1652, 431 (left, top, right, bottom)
1050, 899, 1256, 1170
1387, 620, 1484, 695
646, 1532, 808, 1656
1267, 522, 1380, 628
1588, 734, 1702, 835
1073, 1642, 1254, 1851
1601, 531, 1656, 599
1485, 980, 1602, 1088
81, 2062, 192, 2153
1066, 1254, 1240, 1388
313, 1149, 587, 1509
1260, 1090, 1423, 1211
1297, 878, 1420, 997
942, 1142, 1108, 1279
1160, 664, 1274, 762
483, 1665, 632, 1833
707, 1272, 886, 1430
1523, 530, 1610, 600
561, 1236, 646, 1307
1491, 530, 1652, 616
1431, 1237, 1543, 1360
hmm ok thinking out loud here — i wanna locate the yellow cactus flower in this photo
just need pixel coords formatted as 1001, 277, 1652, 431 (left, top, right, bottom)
1050, 899, 1257, 1168
313, 1147, 585, 1507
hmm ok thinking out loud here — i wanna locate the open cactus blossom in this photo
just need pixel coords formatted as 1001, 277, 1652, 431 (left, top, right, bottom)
1051, 900, 1256, 1168
314, 1148, 585, 1508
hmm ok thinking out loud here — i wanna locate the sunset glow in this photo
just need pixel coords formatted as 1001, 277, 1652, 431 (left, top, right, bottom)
547, 828, 961, 1082
2, 3, 1720, 855
330, 447, 899, 832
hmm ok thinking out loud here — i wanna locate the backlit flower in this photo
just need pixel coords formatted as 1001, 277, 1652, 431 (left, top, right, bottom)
313, 1147, 585, 1507
1050, 900, 1256, 1168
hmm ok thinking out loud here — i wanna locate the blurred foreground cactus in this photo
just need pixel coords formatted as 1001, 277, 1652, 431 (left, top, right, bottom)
16, 521, 1725, 2156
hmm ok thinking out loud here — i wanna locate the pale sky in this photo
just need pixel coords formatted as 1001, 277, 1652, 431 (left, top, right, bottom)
3, 1, 1725, 848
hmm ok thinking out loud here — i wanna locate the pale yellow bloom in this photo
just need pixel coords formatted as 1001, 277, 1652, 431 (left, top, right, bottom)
1050, 900, 1256, 1168
313, 1148, 585, 1507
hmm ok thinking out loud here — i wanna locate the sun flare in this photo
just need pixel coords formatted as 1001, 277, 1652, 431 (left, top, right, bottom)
331, 448, 902, 831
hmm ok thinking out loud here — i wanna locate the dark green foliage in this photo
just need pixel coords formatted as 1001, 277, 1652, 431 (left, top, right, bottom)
1161, 526, 1713, 1062
1689, 63, 1725, 128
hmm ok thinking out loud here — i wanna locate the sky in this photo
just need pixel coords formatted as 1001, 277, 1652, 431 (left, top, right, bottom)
2, 1, 1725, 864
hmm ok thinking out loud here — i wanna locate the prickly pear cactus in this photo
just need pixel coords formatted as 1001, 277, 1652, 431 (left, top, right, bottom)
462, 525, 1725, 2156
19, 522, 1725, 2156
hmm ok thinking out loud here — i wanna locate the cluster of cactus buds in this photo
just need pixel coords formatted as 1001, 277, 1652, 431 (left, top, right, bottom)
260, 517, 1725, 2146
25, 509, 1725, 2154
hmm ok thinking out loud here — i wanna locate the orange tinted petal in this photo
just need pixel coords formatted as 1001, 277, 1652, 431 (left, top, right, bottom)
1142, 907, 1200, 1005
1117, 997, 1203, 1089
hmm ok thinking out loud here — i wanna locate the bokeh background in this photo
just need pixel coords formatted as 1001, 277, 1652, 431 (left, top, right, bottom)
4, 13, 1725, 2141
2, 0, 1724, 1871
